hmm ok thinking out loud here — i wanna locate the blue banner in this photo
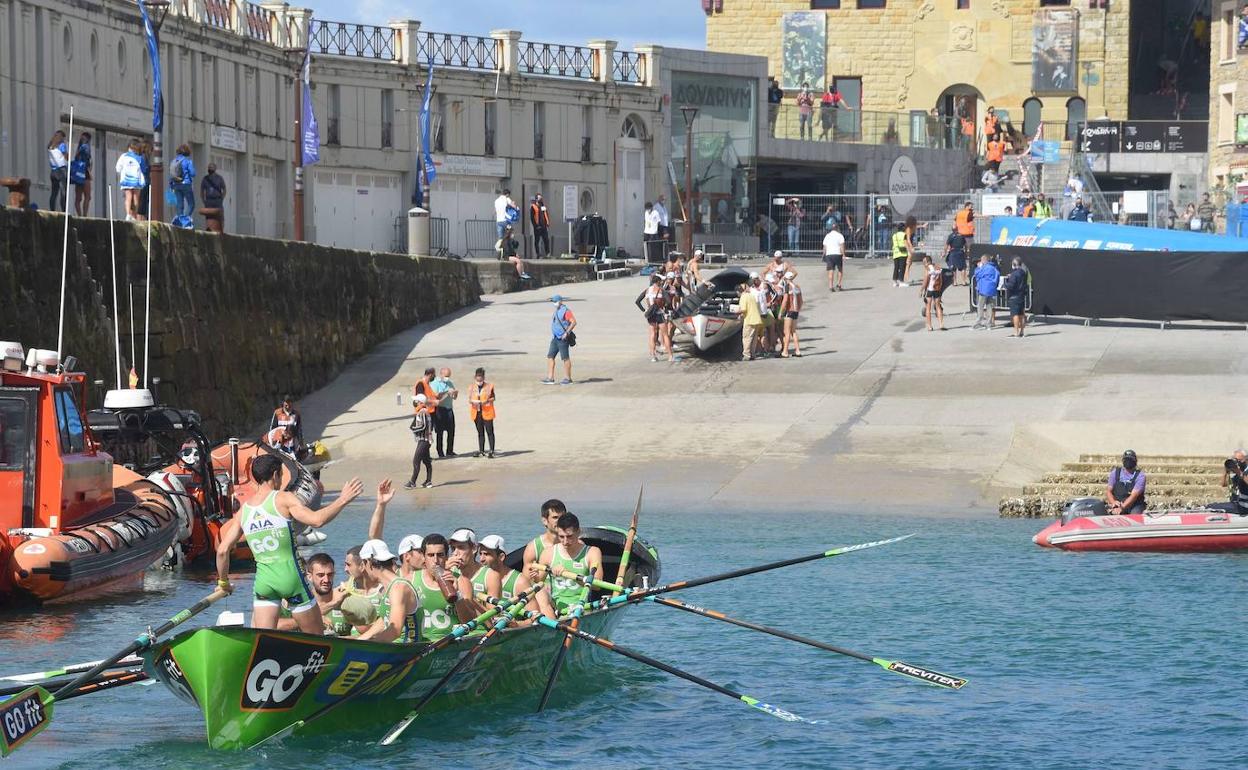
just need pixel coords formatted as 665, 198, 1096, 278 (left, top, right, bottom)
301, 50, 319, 166
419, 57, 437, 189
989, 216, 1248, 252
138, 0, 162, 131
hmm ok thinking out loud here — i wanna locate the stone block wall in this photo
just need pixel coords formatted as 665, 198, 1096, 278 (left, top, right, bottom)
0, 207, 480, 437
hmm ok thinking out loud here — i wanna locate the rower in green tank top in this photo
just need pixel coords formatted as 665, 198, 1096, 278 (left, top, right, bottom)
355, 539, 420, 644
215, 454, 363, 634
447, 528, 489, 620
537, 512, 602, 617
523, 498, 566, 583
479, 534, 554, 622
410, 534, 461, 641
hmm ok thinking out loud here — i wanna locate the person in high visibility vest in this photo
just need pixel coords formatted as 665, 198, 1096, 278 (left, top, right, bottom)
468, 367, 497, 458
412, 368, 438, 415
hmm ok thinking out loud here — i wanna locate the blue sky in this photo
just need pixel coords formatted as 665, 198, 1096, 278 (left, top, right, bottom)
303, 0, 708, 51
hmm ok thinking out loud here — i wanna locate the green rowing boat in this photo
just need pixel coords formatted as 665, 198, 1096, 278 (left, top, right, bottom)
140, 527, 659, 750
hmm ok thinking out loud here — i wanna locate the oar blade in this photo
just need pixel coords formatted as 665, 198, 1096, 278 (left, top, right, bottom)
739, 695, 812, 723
875, 659, 968, 690
824, 533, 915, 557
0, 687, 52, 757
378, 715, 417, 747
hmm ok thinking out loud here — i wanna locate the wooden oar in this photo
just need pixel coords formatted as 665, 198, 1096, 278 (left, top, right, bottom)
649, 596, 968, 690
51, 588, 228, 700
611, 487, 643, 594
377, 583, 545, 746
2, 589, 226, 756
0, 656, 142, 684
535, 565, 596, 713
252, 583, 541, 749
534, 616, 814, 723
543, 533, 916, 608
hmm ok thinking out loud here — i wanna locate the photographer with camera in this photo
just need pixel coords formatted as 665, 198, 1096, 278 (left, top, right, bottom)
1218, 450, 1248, 514
1106, 450, 1146, 515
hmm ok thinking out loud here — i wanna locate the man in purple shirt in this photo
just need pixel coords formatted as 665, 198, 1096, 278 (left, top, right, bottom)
1106, 450, 1146, 514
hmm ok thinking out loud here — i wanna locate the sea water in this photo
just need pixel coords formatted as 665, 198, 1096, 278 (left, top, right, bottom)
3, 505, 1245, 770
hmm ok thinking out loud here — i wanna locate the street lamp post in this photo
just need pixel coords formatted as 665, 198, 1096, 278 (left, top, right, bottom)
679, 105, 699, 258
145, 1, 172, 222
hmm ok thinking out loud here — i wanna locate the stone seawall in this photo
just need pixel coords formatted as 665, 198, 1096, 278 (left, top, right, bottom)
0, 208, 479, 437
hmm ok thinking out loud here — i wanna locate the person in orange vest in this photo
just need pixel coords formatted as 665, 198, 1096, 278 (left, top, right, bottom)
467, 367, 497, 458
982, 107, 1000, 143
954, 201, 976, 242
265, 425, 297, 455
530, 193, 551, 258
985, 135, 1005, 175
412, 368, 438, 416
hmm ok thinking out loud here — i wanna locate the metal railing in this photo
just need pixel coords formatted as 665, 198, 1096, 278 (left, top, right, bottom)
203, 0, 233, 31
517, 41, 595, 80
769, 103, 967, 150
309, 20, 397, 60
243, 2, 276, 43
417, 32, 499, 71
764, 193, 978, 259
431, 217, 451, 256
464, 219, 500, 257
613, 50, 646, 85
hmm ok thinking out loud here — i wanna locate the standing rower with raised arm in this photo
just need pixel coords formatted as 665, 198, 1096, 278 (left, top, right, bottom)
538, 512, 603, 617
215, 455, 363, 632
524, 499, 566, 581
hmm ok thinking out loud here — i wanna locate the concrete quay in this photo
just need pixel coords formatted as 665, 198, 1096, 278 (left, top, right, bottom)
302, 258, 1248, 518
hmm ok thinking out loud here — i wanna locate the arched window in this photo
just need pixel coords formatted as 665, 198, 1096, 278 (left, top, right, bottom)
621, 114, 646, 140
1022, 97, 1043, 137
1065, 97, 1086, 142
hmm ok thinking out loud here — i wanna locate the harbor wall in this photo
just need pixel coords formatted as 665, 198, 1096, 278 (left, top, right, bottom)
0, 208, 480, 438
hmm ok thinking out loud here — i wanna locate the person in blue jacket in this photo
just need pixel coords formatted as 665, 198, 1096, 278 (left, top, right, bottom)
170, 144, 196, 225
972, 254, 1001, 330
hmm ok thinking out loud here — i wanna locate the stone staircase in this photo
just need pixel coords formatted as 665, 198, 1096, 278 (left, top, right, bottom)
998, 454, 1231, 518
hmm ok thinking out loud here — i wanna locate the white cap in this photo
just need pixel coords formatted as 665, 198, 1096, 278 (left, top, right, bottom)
693, 249, 704, 257
397, 534, 423, 555
448, 528, 477, 545
784, 271, 795, 279
480, 534, 506, 552
773, 250, 783, 258
360, 538, 396, 562
749, 271, 760, 279
413, 393, 427, 404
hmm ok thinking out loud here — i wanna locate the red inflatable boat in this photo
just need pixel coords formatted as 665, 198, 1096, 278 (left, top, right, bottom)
1034, 498, 1248, 553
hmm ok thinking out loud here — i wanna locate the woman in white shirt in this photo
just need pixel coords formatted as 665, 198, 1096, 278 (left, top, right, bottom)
920, 255, 946, 331
114, 140, 147, 221
47, 131, 68, 211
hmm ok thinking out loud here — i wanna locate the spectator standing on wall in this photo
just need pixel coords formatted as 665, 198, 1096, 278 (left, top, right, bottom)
818, 85, 849, 141
542, 294, 576, 386
530, 193, 551, 257
70, 132, 93, 216
767, 77, 784, 136
494, 188, 517, 239
115, 139, 146, 221
47, 130, 69, 212
1197, 193, 1217, 232
169, 144, 196, 226
796, 82, 815, 140
201, 163, 227, 220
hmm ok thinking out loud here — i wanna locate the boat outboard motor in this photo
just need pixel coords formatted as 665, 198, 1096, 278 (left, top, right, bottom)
1061, 497, 1108, 525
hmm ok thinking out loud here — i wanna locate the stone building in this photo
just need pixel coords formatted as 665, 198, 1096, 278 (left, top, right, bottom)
1208, 1, 1248, 204
704, 0, 1212, 201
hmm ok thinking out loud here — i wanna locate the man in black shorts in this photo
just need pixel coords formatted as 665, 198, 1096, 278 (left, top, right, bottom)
1004, 257, 1029, 337
822, 224, 846, 291
943, 226, 968, 286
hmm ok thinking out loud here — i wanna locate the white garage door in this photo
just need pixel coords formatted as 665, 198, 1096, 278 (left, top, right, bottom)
208, 152, 238, 234
429, 175, 496, 257
251, 159, 277, 238
312, 169, 403, 252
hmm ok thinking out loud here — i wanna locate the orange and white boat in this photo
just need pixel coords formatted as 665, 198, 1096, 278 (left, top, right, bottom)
0, 342, 181, 605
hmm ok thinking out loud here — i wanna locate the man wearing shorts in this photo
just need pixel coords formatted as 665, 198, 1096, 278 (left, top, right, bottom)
215, 455, 363, 632
822, 225, 846, 291
543, 294, 577, 385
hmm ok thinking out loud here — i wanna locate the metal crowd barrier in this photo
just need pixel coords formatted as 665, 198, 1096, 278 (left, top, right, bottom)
464, 219, 500, 257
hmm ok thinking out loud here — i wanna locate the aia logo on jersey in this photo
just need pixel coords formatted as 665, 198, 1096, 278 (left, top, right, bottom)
241, 634, 331, 711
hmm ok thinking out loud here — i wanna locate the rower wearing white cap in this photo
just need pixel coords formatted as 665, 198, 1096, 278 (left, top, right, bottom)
478, 535, 555, 622
767, 249, 793, 279
447, 528, 485, 620
688, 248, 705, 287
396, 534, 424, 583
355, 539, 421, 643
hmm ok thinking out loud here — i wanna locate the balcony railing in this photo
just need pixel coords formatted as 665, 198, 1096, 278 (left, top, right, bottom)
203, 0, 233, 32
613, 50, 646, 85
770, 102, 964, 150
417, 32, 499, 71
243, 2, 276, 43
518, 41, 595, 80
309, 20, 397, 60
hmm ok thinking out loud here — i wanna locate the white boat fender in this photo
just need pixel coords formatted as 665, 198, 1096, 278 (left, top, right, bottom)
148, 470, 195, 542
215, 611, 246, 627
296, 529, 328, 547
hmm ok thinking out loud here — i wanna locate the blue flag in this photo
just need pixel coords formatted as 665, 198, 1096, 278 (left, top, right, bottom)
138, 0, 162, 131
301, 49, 320, 166
419, 57, 437, 189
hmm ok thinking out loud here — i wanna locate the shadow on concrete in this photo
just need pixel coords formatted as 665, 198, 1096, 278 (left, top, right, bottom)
1032, 316, 1247, 332
576, 377, 615, 384
434, 350, 526, 360
428, 479, 475, 487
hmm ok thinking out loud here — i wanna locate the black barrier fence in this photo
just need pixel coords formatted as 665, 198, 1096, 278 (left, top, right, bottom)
969, 244, 1248, 323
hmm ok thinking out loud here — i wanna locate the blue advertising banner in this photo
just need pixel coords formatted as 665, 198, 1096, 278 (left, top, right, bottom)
989, 216, 1248, 252
301, 50, 319, 166
138, 0, 162, 131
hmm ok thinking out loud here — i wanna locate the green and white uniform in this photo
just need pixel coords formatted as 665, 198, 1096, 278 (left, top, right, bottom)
499, 569, 521, 602
468, 568, 488, 599
412, 570, 456, 642
240, 490, 314, 611
376, 577, 420, 644
549, 544, 591, 616
529, 535, 550, 562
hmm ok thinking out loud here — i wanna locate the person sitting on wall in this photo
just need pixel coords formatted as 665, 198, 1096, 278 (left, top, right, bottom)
497, 225, 531, 280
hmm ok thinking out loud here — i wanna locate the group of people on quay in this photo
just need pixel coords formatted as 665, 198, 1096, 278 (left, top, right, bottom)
216, 465, 600, 641
738, 251, 804, 360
